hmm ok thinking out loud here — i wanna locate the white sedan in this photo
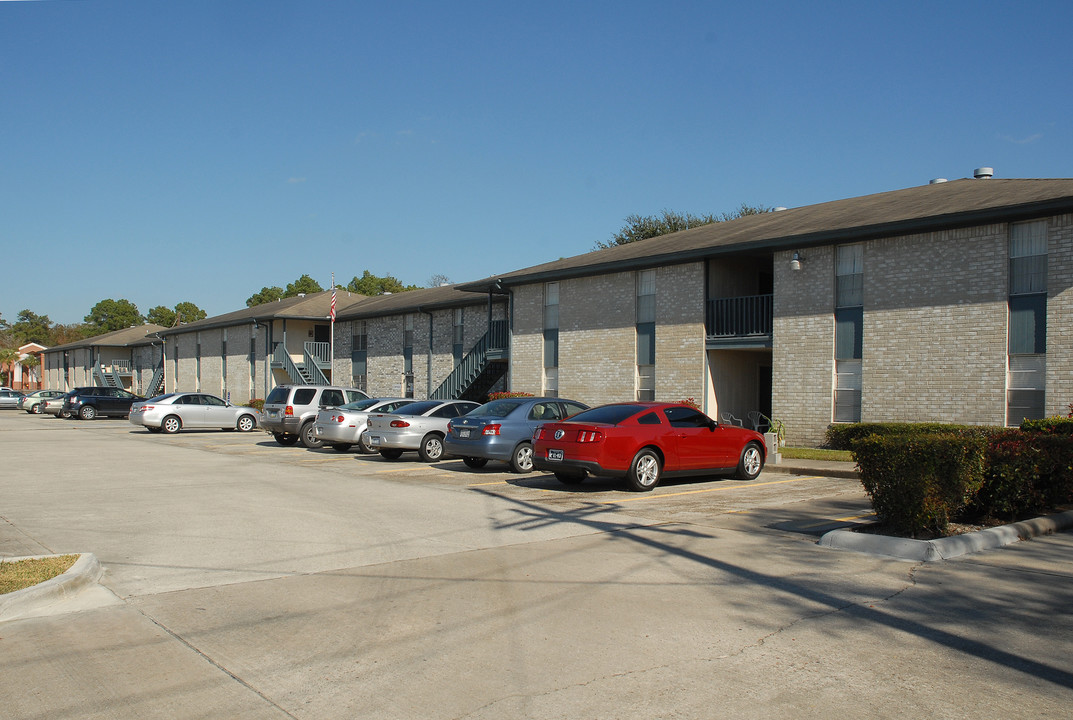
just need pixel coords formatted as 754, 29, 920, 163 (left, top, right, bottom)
129, 393, 259, 434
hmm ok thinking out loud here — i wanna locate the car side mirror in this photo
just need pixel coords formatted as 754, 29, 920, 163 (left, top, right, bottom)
708, 420, 718, 431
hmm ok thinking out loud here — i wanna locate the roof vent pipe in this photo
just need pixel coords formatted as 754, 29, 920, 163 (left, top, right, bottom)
974, 167, 993, 179
930, 178, 948, 184
774, 206, 788, 211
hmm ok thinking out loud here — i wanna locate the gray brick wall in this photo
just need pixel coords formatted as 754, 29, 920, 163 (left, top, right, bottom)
1047, 213, 1073, 415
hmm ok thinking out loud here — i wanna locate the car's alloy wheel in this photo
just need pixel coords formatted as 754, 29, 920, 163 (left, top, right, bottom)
419, 434, 444, 462
509, 442, 534, 473
736, 442, 764, 480
357, 432, 375, 454
31, 403, 43, 414
236, 414, 256, 432
626, 448, 662, 491
79, 405, 97, 420
162, 415, 182, 434
300, 422, 324, 449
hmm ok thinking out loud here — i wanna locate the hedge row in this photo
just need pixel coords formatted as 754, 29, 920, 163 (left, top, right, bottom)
842, 421, 1073, 536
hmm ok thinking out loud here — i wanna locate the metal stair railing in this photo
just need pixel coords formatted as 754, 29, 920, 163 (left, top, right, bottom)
273, 343, 310, 385
92, 366, 110, 387
147, 365, 165, 396
302, 345, 330, 385
430, 320, 508, 400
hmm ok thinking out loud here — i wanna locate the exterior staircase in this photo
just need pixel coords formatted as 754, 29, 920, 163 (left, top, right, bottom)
430, 320, 508, 401
272, 342, 331, 385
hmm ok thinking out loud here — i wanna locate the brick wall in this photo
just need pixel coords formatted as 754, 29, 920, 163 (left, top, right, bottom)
1047, 213, 1073, 415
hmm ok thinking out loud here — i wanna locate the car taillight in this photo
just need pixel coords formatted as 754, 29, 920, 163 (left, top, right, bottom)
576, 430, 603, 443
335, 415, 344, 423
446, 421, 454, 434
390, 420, 410, 428
533, 427, 546, 441
482, 424, 501, 436
284, 405, 294, 416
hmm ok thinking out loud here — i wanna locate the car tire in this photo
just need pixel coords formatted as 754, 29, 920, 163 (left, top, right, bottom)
626, 447, 662, 492
379, 448, 404, 460
509, 442, 534, 473
356, 432, 375, 454
554, 471, 586, 485
79, 405, 97, 421
31, 404, 43, 414
330, 443, 352, 452
735, 442, 764, 480
161, 415, 182, 434
59, 410, 71, 419
462, 456, 489, 469
300, 422, 324, 449
236, 414, 257, 433
273, 432, 299, 446
418, 433, 444, 462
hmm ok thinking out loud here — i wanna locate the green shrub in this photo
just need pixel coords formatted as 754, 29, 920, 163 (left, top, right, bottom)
972, 430, 1073, 519
248, 398, 265, 412
852, 433, 986, 536
1020, 416, 1073, 435
826, 422, 1001, 450
487, 391, 535, 401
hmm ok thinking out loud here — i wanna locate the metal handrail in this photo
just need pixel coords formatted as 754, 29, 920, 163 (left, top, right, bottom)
430, 320, 508, 400
706, 294, 773, 337
302, 346, 330, 385
273, 344, 310, 385
304, 342, 330, 365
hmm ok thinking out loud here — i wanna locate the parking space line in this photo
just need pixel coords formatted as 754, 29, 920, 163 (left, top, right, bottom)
600, 476, 821, 504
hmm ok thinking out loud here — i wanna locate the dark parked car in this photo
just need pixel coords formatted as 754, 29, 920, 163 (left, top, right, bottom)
532, 402, 766, 491
62, 387, 143, 420
444, 396, 588, 473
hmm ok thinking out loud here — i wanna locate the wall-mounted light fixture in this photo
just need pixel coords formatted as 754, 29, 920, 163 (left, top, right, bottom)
790, 251, 804, 271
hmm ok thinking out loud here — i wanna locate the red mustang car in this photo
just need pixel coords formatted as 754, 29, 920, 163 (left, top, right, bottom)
532, 402, 766, 491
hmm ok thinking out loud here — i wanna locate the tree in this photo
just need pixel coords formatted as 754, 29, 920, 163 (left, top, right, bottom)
427, 274, 452, 288
285, 274, 323, 296
246, 286, 285, 307
596, 204, 771, 250
12, 309, 53, 345
0, 347, 19, 387
346, 270, 419, 296
147, 301, 207, 327
50, 323, 89, 345
84, 299, 144, 335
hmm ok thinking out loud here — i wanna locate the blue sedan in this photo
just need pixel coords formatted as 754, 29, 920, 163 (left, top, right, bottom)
444, 396, 588, 473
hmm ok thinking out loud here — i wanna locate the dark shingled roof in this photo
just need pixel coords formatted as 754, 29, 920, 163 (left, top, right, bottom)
459, 178, 1073, 291
336, 283, 503, 321
156, 290, 369, 335
46, 324, 169, 351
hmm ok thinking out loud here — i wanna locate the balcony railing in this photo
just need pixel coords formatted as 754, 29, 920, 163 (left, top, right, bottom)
706, 294, 773, 339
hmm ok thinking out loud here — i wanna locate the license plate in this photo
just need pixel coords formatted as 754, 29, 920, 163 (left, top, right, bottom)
369, 436, 381, 446
547, 449, 564, 462
459, 429, 471, 438
267, 410, 278, 418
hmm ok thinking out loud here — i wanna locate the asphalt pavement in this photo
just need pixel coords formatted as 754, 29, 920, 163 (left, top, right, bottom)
2, 412, 1072, 719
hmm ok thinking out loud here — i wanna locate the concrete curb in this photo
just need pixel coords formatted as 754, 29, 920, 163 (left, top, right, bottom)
0, 553, 102, 623
766, 461, 860, 480
819, 509, 1073, 562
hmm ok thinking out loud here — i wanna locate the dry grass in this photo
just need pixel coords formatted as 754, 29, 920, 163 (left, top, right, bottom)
0, 555, 79, 595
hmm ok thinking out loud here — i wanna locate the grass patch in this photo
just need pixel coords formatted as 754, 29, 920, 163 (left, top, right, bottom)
780, 447, 854, 462
0, 555, 79, 595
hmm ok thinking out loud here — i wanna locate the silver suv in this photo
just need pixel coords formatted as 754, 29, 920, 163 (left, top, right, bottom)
262, 385, 369, 448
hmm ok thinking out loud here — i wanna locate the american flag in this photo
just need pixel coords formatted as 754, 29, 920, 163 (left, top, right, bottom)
330, 286, 336, 322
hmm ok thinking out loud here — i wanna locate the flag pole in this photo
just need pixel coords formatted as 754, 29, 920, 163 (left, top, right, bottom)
329, 273, 336, 385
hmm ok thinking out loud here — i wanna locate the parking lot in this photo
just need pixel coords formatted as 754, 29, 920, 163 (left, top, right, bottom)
2, 411, 1072, 719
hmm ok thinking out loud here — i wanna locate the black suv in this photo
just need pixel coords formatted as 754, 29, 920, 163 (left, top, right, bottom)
63, 387, 143, 420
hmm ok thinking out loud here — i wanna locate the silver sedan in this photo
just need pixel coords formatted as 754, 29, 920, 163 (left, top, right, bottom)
313, 397, 410, 453
365, 399, 481, 462
41, 394, 73, 418
129, 393, 259, 434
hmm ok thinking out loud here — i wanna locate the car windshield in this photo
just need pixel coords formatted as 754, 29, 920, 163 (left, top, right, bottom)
566, 404, 648, 425
392, 400, 440, 415
465, 399, 524, 418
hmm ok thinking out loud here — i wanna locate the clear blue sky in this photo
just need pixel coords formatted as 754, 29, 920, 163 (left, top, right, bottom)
2, 0, 1070, 325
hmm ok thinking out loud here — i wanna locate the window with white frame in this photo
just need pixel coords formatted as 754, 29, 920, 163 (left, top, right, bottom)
543, 282, 559, 397
834, 244, 863, 422
1007, 220, 1047, 424
636, 270, 656, 401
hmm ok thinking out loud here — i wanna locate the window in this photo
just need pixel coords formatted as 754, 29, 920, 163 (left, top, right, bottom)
637, 270, 656, 401
403, 314, 414, 398
352, 321, 368, 392
249, 336, 257, 399
195, 333, 202, 392
664, 406, 710, 428
544, 283, 559, 397
221, 330, 228, 398
834, 244, 863, 422
1008, 220, 1047, 424
453, 308, 464, 365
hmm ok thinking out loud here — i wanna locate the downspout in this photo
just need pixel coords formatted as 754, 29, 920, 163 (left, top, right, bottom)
419, 307, 434, 399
